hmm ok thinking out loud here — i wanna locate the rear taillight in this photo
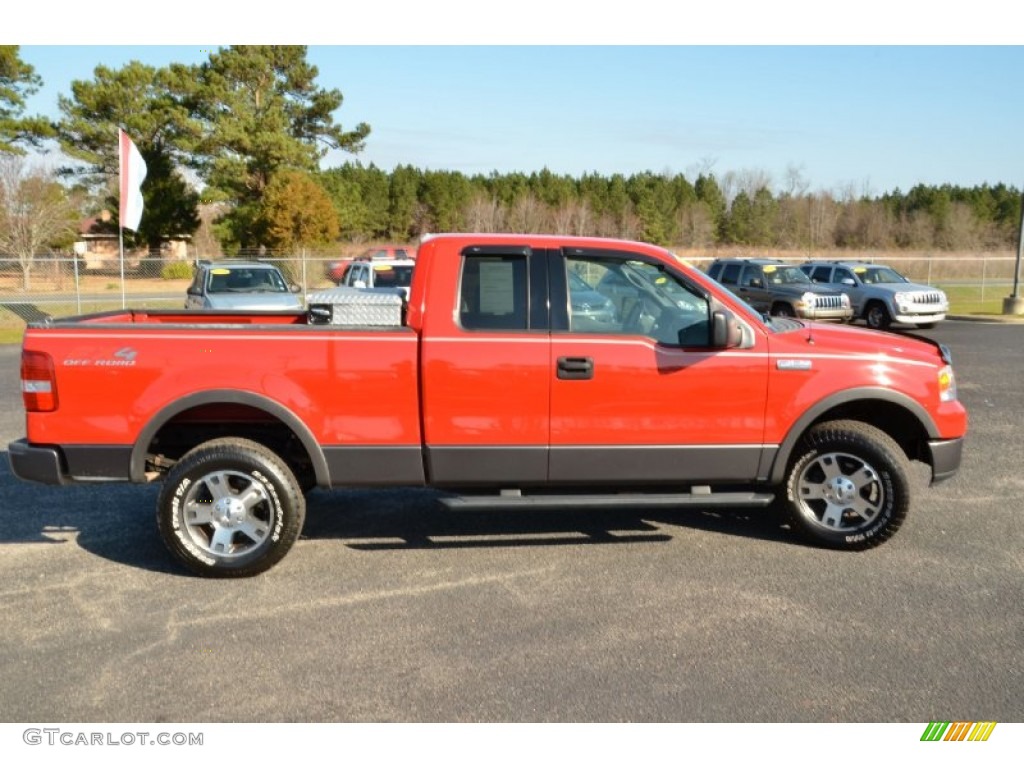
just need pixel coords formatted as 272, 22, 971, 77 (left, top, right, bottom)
21, 350, 58, 412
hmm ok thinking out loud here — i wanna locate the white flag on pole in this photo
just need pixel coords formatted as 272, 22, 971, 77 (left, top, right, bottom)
118, 128, 147, 231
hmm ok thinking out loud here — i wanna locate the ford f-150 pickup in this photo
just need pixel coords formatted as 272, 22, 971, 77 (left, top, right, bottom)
8, 234, 967, 577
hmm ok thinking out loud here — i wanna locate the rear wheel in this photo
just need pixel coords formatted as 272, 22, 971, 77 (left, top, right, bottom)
865, 301, 892, 330
784, 420, 909, 550
157, 438, 305, 577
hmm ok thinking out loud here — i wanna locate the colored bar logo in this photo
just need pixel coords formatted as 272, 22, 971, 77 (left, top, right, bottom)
921, 722, 997, 741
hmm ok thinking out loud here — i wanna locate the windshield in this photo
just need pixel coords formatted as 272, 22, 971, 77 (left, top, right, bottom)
856, 266, 907, 284
763, 265, 812, 285
372, 265, 414, 288
207, 267, 288, 293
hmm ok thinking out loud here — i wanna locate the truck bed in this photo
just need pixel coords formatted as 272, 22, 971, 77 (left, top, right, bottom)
18, 308, 424, 486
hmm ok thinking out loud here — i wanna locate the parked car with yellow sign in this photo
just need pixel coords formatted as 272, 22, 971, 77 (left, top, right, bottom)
706, 258, 853, 322
800, 260, 948, 330
337, 258, 416, 301
185, 261, 303, 311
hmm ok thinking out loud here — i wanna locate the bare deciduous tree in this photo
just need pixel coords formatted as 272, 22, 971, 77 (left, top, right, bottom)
783, 164, 810, 198
677, 201, 716, 248
809, 191, 840, 252
465, 193, 504, 232
0, 156, 80, 289
937, 202, 982, 250
569, 198, 593, 237
721, 168, 773, 210
506, 193, 547, 234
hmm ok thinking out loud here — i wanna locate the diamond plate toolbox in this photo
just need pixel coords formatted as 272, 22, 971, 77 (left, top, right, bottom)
306, 287, 404, 326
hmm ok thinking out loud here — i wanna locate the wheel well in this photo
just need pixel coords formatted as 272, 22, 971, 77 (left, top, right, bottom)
143, 403, 316, 485
806, 400, 930, 463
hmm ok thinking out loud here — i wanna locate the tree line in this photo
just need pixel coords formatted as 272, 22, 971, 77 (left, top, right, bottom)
317, 164, 1022, 252
1, 44, 1021, 270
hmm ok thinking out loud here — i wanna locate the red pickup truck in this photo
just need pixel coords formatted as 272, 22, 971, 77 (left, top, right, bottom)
8, 234, 967, 577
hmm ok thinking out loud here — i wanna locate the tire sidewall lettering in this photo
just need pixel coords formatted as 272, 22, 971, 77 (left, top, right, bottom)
170, 474, 215, 566
251, 469, 285, 543
785, 423, 909, 550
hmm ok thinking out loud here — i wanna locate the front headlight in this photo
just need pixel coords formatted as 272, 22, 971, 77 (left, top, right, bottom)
798, 291, 816, 308
938, 365, 958, 402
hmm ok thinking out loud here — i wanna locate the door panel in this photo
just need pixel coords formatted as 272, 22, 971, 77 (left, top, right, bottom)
420, 248, 551, 485
549, 251, 769, 485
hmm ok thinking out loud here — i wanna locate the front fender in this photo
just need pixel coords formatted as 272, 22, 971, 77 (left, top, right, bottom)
761, 387, 940, 485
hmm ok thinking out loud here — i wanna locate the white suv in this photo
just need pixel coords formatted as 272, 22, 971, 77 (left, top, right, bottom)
800, 261, 948, 330
338, 259, 415, 300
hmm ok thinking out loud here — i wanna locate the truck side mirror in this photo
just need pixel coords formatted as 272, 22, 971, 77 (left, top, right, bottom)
711, 310, 743, 349
841, 278, 856, 286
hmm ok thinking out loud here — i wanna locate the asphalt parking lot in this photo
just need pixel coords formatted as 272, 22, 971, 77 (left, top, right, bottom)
0, 320, 1021, 723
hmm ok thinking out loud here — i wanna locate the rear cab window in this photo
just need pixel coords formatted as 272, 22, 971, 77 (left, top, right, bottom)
458, 254, 529, 330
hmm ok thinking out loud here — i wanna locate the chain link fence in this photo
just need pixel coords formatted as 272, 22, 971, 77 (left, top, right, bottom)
0, 251, 361, 331
0, 250, 1019, 335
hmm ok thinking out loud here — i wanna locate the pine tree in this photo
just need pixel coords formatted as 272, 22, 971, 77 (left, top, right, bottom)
0, 45, 55, 154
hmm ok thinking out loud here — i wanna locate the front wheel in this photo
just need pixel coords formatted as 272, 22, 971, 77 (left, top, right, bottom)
157, 438, 305, 577
771, 302, 796, 318
783, 420, 909, 550
864, 302, 892, 330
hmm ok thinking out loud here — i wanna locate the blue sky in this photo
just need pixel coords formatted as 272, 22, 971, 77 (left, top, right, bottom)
11, 7, 1024, 196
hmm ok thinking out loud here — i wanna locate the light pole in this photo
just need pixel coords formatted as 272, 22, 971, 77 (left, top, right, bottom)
1003, 187, 1024, 315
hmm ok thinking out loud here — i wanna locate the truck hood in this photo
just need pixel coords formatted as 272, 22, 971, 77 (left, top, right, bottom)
771, 283, 845, 297
770, 321, 947, 365
872, 281, 939, 293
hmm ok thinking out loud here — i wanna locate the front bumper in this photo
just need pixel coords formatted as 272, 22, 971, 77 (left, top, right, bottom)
7, 439, 69, 485
800, 308, 855, 322
929, 436, 964, 484
893, 311, 947, 325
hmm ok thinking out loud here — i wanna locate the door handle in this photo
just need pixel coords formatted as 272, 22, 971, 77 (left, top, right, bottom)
557, 356, 594, 380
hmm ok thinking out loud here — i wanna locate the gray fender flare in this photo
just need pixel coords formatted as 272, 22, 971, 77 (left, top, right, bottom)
763, 387, 940, 485
130, 389, 330, 486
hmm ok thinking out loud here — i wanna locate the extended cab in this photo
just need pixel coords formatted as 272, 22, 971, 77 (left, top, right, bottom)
8, 234, 967, 577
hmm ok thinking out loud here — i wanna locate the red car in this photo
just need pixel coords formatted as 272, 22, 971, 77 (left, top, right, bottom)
324, 245, 416, 284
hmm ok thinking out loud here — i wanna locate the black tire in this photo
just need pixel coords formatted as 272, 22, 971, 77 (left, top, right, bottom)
864, 301, 892, 330
771, 302, 796, 318
783, 420, 909, 551
157, 438, 305, 577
